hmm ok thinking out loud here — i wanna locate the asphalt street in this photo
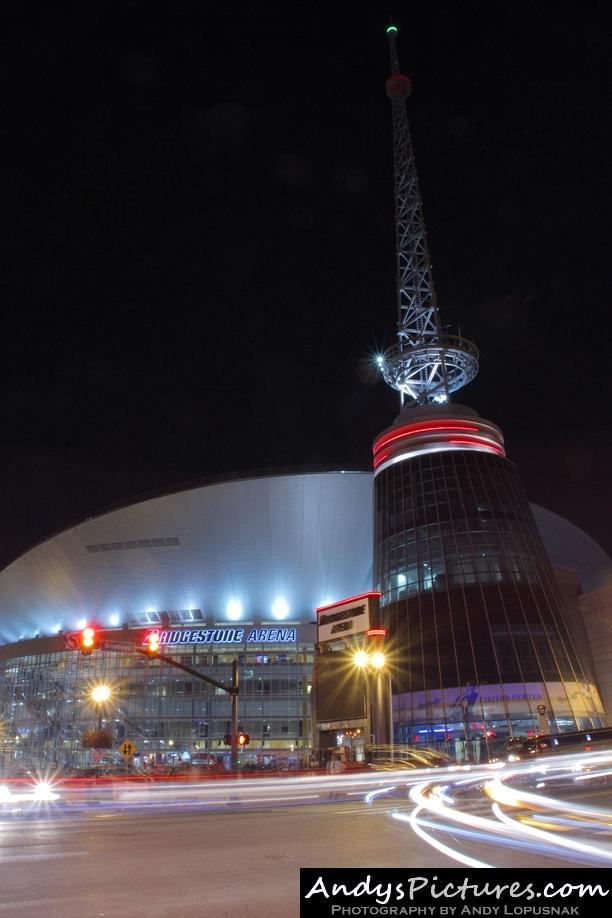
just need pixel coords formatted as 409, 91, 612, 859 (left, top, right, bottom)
0, 799, 450, 918
2, 773, 611, 917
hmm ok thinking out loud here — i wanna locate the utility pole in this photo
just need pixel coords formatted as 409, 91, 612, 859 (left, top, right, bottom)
136, 645, 241, 772
230, 659, 239, 773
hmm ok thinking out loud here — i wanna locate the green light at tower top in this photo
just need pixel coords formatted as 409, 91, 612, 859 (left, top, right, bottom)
386, 25, 398, 34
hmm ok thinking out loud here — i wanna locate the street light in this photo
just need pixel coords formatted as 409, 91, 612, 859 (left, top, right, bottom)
352, 635, 392, 751
352, 649, 386, 670
90, 684, 112, 730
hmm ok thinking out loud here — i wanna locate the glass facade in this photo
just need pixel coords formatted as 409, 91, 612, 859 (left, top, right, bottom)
374, 434, 605, 760
0, 635, 313, 773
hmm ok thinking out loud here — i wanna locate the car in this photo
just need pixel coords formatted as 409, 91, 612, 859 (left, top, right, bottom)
369, 746, 453, 770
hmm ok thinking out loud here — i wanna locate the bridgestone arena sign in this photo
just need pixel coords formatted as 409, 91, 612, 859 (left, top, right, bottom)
144, 627, 297, 646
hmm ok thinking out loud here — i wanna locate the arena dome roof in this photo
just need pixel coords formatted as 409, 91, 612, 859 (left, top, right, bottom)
0, 471, 373, 644
530, 503, 612, 594
0, 470, 609, 645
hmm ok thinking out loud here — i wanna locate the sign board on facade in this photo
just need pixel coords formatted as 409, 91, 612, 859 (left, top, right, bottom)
64, 627, 299, 653
393, 682, 603, 724
143, 627, 297, 647
100, 639, 139, 652
315, 593, 381, 645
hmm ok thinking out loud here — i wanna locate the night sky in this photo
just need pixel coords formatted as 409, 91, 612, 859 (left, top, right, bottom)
1, 2, 610, 568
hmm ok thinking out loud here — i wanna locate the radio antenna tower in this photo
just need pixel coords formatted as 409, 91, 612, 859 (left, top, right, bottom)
380, 24, 478, 406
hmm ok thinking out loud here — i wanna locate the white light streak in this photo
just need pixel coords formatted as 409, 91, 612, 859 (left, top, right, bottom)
393, 808, 492, 868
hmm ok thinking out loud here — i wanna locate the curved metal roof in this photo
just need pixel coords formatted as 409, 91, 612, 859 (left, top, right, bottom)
530, 503, 612, 594
0, 471, 609, 645
0, 471, 373, 643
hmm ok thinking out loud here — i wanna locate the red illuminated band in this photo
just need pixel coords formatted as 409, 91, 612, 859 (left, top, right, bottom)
373, 438, 504, 468
373, 421, 480, 456
367, 628, 387, 637
315, 592, 382, 614
373, 452, 390, 469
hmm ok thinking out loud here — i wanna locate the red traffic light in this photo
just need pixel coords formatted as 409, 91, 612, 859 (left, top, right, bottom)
80, 626, 98, 656
237, 733, 250, 746
146, 631, 160, 654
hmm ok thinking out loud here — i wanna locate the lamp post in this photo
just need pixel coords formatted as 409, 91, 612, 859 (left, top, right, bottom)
369, 651, 391, 750
89, 684, 112, 777
353, 640, 392, 754
353, 650, 373, 755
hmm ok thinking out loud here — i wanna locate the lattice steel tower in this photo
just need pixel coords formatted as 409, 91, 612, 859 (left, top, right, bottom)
373, 24, 604, 758
380, 24, 478, 406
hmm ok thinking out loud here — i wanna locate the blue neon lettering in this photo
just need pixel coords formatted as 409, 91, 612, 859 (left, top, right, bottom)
149, 627, 296, 645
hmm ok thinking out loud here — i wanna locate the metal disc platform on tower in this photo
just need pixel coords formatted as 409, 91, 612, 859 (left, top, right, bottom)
380, 334, 478, 404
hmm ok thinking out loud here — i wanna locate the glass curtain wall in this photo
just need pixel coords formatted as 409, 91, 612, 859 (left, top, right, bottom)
0, 640, 313, 773
374, 449, 605, 761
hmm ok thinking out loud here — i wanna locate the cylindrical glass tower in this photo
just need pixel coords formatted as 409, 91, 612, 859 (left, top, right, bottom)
373, 403, 605, 761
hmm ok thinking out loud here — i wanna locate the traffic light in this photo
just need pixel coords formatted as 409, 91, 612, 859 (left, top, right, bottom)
80, 626, 98, 656
237, 732, 250, 747
146, 631, 160, 654
223, 734, 232, 746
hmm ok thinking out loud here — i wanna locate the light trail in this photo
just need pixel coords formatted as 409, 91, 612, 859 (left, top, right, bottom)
384, 753, 612, 867
393, 807, 492, 868
3, 753, 611, 870
490, 802, 612, 862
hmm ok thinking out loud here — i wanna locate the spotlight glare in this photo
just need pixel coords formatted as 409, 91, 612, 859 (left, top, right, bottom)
227, 599, 243, 620
272, 597, 289, 620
